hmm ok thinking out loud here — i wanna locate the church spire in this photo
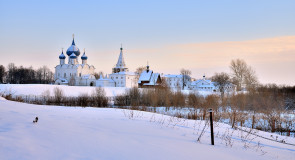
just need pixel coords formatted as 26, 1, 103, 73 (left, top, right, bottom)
112, 44, 129, 73
72, 34, 75, 45
116, 44, 126, 68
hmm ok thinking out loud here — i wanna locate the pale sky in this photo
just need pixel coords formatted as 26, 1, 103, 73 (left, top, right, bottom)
0, 0, 294, 85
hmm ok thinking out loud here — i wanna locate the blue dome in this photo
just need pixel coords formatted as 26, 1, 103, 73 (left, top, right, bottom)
81, 52, 88, 60
66, 38, 80, 56
70, 53, 77, 59
59, 51, 66, 59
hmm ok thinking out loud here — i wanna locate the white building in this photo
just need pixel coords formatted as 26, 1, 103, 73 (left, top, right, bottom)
191, 75, 236, 92
162, 74, 191, 90
96, 46, 138, 88
54, 37, 96, 86
191, 75, 216, 92
96, 73, 115, 87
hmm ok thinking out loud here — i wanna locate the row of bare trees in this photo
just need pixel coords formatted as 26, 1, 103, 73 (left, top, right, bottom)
5, 87, 109, 107
0, 63, 54, 84
115, 87, 186, 107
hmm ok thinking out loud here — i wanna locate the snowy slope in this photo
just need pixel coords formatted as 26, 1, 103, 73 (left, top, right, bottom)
0, 98, 294, 160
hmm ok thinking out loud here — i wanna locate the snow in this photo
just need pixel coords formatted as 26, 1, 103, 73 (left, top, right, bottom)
0, 84, 126, 97
138, 70, 153, 82
143, 73, 160, 85
163, 74, 183, 78
0, 98, 294, 160
67, 45, 80, 52
70, 52, 77, 58
111, 71, 137, 75
0, 84, 218, 99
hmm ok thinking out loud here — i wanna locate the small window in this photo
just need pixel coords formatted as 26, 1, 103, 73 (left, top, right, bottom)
64, 73, 66, 78
116, 77, 118, 79
79, 73, 81, 77
121, 77, 123, 79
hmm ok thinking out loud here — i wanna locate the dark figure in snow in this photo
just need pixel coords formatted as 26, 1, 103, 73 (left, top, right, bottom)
33, 117, 38, 123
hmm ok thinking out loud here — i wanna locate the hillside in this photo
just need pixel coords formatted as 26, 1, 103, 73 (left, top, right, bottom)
0, 97, 294, 160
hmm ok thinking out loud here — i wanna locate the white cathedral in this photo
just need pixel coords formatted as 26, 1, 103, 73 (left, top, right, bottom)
54, 37, 96, 86
54, 37, 138, 87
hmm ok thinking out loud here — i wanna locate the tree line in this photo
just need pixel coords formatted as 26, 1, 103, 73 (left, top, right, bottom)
0, 63, 54, 84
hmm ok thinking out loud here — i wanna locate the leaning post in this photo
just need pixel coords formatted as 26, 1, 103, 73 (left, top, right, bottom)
208, 108, 214, 145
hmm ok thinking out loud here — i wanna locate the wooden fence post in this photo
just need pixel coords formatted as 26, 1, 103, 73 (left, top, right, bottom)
209, 108, 214, 145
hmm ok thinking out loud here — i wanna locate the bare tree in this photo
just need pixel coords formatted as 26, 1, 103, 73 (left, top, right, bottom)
36, 66, 53, 84
7, 63, 16, 83
53, 87, 64, 103
230, 59, 247, 91
135, 66, 146, 75
244, 66, 258, 91
160, 78, 169, 89
94, 71, 104, 79
92, 87, 108, 107
0, 65, 6, 83
94, 72, 99, 79
230, 59, 258, 91
211, 72, 231, 98
180, 68, 191, 90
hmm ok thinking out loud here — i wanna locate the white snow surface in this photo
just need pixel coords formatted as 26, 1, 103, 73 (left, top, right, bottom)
138, 70, 152, 82
0, 84, 127, 97
0, 98, 294, 160
0, 84, 217, 98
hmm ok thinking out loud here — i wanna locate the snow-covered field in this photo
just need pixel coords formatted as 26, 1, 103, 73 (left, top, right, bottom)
0, 84, 127, 97
0, 84, 215, 98
0, 97, 294, 160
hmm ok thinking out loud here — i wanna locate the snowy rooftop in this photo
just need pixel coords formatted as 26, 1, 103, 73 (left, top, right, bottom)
191, 79, 213, 86
163, 74, 183, 78
138, 70, 153, 83
143, 73, 160, 85
109, 71, 137, 76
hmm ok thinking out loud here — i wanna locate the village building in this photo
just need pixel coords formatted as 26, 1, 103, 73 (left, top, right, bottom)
191, 75, 236, 92
190, 75, 216, 92
96, 73, 115, 87
162, 74, 191, 90
138, 65, 162, 88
